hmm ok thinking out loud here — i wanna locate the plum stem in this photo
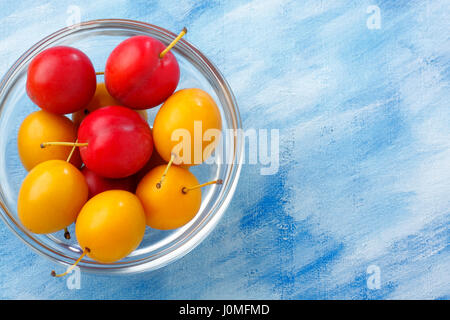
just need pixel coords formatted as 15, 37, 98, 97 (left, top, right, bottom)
159, 27, 187, 59
64, 228, 71, 239
51, 248, 90, 278
66, 139, 79, 162
156, 154, 175, 189
182, 179, 223, 194
40, 141, 88, 149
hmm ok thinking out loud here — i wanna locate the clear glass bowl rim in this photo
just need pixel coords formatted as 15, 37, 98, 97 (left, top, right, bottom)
0, 19, 243, 275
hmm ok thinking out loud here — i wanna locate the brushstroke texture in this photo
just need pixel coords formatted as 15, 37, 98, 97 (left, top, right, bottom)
0, 0, 448, 299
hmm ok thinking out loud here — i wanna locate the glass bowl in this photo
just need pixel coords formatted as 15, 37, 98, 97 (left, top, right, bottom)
0, 19, 242, 274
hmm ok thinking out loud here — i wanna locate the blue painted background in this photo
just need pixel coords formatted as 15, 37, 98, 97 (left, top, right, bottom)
0, 0, 449, 299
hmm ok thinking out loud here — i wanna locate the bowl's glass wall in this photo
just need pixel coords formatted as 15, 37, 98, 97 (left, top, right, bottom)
0, 20, 242, 274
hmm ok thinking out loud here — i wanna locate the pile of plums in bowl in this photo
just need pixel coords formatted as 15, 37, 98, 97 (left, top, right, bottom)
16, 28, 223, 276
